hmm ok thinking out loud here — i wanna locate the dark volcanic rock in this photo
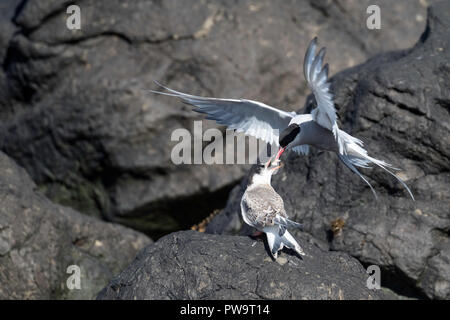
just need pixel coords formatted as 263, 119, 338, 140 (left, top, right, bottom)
97, 230, 384, 300
207, 1, 450, 300
0, 151, 151, 299
0, 0, 433, 237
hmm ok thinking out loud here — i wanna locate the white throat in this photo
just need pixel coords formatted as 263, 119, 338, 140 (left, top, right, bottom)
250, 169, 273, 186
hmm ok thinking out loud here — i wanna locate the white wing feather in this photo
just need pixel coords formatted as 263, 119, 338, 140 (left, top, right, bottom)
304, 38, 344, 152
151, 82, 294, 146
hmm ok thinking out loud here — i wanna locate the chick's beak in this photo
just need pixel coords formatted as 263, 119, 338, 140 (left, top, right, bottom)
270, 162, 284, 172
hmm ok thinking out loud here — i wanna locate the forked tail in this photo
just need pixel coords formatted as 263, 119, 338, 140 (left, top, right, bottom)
337, 129, 415, 200
264, 226, 305, 259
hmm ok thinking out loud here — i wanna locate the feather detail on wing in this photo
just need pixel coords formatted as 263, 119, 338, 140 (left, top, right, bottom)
274, 215, 303, 230
292, 145, 310, 156
150, 82, 294, 146
304, 37, 341, 150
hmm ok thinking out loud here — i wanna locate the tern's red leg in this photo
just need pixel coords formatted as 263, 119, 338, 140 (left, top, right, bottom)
251, 230, 264, 237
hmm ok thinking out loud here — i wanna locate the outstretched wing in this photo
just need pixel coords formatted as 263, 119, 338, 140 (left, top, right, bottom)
304, 37, 338, 137
151, 82, 294, 146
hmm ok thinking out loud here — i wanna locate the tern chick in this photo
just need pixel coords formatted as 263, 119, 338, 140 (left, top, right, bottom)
241, 158, 304, 259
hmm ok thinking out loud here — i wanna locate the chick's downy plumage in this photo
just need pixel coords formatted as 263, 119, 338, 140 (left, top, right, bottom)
241, 159, 304, 259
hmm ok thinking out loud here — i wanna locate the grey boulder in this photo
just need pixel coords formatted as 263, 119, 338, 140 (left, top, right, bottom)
97, 230, 385, 300
0, 151, 151, 299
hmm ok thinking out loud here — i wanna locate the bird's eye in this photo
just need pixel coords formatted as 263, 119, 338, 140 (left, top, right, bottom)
279, 124, 300, 148
256, 164, 265, 172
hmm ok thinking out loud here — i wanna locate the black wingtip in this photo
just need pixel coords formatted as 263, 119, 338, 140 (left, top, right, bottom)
310, 37, 318, 49
308, 37, 318, 49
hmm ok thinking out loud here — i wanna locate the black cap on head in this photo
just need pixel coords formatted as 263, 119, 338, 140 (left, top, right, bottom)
279, 123, 300, 148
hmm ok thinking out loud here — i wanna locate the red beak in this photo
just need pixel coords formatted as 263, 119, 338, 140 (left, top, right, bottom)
275, 147, 286, 160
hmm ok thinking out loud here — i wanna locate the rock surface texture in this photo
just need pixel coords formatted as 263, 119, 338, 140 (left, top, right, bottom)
0, 151, 151, 299
97, 230, 385, 300
207, 1, 450, 300
0, 0, 434, 237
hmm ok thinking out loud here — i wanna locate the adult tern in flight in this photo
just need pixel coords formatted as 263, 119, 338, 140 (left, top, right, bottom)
151, 37, 414, 200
